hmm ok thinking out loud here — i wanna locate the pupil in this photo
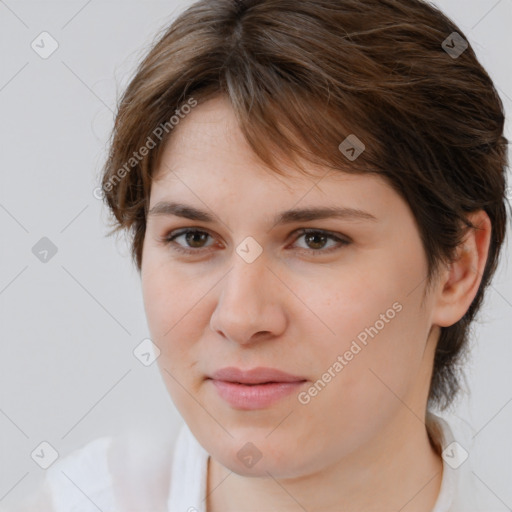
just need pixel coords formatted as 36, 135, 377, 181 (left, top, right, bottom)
307, 233, 326, 249
187, 231, 207, 247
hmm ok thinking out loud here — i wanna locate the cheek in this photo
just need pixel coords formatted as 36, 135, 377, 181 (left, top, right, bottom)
141, 264, 204, 411
141, 255, 201, 336
292, 283, 425, 457
299, 250, 427, 403
141, 269, 172, 338
141, 258, 215, 387
141, 262, 190, 365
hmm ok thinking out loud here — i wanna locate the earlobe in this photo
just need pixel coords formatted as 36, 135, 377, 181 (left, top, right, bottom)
431, 210, 492, 328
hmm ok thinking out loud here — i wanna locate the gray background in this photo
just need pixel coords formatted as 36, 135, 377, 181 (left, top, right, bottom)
0, 0, 511, 507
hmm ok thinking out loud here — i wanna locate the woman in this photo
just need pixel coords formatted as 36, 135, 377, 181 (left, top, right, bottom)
9, 0, 509, 510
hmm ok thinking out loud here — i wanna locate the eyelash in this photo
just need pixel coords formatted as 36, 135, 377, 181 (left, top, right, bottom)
162, 228, 350, 257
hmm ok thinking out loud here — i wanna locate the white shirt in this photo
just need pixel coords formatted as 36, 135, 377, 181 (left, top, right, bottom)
4, 412, 509, 511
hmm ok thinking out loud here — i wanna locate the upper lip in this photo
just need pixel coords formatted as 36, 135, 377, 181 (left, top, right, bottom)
209, 366, 307, 384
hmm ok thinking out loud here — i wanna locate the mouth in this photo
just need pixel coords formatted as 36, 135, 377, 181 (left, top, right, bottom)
209, 366, 307, 385
207, 366, 308, 410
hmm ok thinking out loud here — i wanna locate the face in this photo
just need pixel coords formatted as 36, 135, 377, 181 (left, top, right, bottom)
141, 95, 440, 478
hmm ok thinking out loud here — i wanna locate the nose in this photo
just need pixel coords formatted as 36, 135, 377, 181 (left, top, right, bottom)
209, 251, 287, 346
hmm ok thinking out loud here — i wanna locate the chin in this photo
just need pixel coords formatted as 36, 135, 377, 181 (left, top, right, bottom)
207, 435, 308, 479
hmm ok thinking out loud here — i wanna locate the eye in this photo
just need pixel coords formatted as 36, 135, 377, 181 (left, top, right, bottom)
162, 228, 350, 256
292, 228, 350, 255
163, 228, 217, 254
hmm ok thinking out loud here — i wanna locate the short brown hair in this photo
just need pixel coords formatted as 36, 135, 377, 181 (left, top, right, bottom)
101, 0, 509, 410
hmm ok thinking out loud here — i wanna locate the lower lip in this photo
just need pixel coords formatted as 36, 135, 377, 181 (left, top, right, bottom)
210, 379, 307, 410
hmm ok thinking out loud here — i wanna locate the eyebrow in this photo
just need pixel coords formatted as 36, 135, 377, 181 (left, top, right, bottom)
148, 201, 378, 225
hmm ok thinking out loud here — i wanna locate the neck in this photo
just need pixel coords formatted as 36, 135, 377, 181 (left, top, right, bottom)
206, 410, 444, 512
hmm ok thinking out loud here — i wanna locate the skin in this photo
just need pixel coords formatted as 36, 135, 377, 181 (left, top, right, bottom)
140, 95, 491, 512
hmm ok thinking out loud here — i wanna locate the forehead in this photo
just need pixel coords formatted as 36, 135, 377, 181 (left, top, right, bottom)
151, 95, 392, 202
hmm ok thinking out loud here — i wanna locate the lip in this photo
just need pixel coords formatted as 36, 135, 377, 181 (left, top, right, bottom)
210, 366, 307, 384
207, 367, 308, 410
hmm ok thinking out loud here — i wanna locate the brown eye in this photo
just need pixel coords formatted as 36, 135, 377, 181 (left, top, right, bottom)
163, 227, 350, 257
304, 232, 329, 250
184, 230, 210, 248
292, 229, 350, 255
164, 229, 216, 254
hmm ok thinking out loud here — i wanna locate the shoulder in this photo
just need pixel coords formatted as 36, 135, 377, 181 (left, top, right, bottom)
1, 436, 114, 512
10, 429, 180, 512
42, 436, 115, 512
429, 411, 510, 512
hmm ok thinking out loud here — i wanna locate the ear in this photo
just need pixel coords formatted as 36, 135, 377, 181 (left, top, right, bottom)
431, 210, 492, 328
